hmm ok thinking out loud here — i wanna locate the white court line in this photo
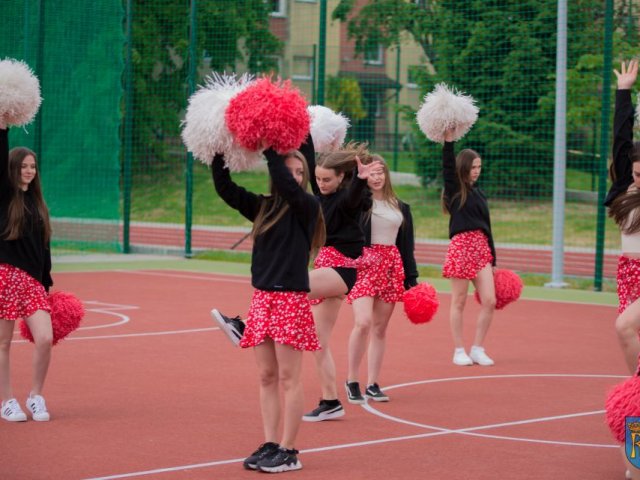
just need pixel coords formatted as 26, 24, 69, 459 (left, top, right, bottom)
112, 269, 251, 284
81, 373, 622, 480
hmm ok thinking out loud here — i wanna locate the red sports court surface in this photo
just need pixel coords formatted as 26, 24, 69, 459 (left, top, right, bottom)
0, 267, 627, 479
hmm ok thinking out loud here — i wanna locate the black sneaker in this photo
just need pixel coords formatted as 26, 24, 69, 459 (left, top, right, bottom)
211, 309, 245, 346
345, 381, 365, 404
302, 399, 345, 422
257, 447, 302, 473
365, 383, 389, 402
243, 442, 279, 470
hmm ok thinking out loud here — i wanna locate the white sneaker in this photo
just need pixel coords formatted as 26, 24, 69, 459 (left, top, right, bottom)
1, 398, 27, 422
453, 348, 473, 366
25, 394, 50, 421
469, 346, 494, 366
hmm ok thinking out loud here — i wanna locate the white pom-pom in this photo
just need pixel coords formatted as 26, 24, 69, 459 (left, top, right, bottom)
0, 58, 42, 126
416, 83, 478, 143
308, 105, 350, 152
181, 72, 262, 171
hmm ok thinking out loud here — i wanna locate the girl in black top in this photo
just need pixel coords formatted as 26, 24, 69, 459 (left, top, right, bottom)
441, 128, 496, 367
606, 59, 640, 376
345, 155, 419, 403
212, 147, 324, 473
301, 140, 381, 422
0, 120, 54, 423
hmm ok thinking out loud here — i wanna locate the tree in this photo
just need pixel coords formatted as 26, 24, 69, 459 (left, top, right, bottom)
130, 0, 282, 171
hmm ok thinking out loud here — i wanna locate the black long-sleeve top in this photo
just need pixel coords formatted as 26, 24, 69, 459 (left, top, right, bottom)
605, 89, 635, 207
212, 149, 320, 292
299, 133, 370, 259
0, 128, 53, 289
360, 200, 419, 290
442, 141, 496, 265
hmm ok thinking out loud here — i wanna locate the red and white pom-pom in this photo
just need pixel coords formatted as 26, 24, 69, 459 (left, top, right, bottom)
308, 105, 350, 152
225, 77, 310, 155
181, 72, 263, 171
19, 291, 84, 345
402, 282, 439, 324
606, 376, 640, 442
0, 58, 42, 126
474, 268, 523, 310
416, 83, 478, 143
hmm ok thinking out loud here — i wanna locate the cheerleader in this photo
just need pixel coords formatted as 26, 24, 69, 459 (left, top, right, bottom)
441, 128, 496, 366
212, 146, 324, 473
0, 119, 54, 422
606, 59, 640, 375
344, 155, 418, 403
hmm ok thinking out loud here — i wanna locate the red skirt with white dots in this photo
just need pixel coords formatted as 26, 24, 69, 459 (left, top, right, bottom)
240, 289, 320, 352
0, 263, 50, 320
442, 230, 493, 280
347, 244, 405, 304
310, 246, 357, 306
617, 256, 640, 314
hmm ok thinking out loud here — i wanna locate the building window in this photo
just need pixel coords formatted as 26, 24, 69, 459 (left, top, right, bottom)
269, 0, 286, 16
292, 56, 314, 81
364, 43, 383, 66
375, 92, 383, 117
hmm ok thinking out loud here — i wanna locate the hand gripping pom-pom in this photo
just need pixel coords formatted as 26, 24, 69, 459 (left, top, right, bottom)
181, 72, 263, 171
308, 105, 350, 152
474, 269, 523, 310
402, 282, 439, 324
19, 291, 85, 345
0, 58, 42, 126
416, 83, 478, 143
225, 77, 310, 154
606, 376, 640, 442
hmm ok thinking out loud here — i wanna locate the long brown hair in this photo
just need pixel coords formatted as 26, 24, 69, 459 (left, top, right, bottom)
3, 147, 52, 242
362, 154, 402, 223
315, 142, 371, 189
442, 148, 480, 214
252, 150, 325, 252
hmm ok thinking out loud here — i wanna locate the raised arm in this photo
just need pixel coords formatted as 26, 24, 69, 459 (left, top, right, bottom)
0, 118, 8, 194
264, 148, 319, 220
298, 133, 319, 196
611, 60, 638, 183
211, 153, 260, 222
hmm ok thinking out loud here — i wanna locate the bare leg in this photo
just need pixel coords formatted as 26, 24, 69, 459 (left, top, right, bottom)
347, 296, 374, 381
311, 297, 343, 399
274, 342, 303, 450
0, 319, 15, 401
616, 298, 640, 374
470, 265, 496, 347
308, 268, 348, 301
253, 340, 280, 443
449, 278, 470, 348
367, 300, 395, 386
24, 310, 53, 396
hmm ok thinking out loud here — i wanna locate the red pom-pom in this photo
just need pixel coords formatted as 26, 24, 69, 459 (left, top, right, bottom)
19, 291, 84, 345
606, 376, 640, 442
225, 77, 310, 154
474, 268, 523, 310
402, 282, 439, 324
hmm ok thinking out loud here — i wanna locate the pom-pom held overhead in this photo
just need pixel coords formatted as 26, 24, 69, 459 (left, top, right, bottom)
19, 291, 85, 346
474, 269, 523, 310
0, 58, 42, 126
181, 72, 263, 171
605, 376, 640, 442
416, 83, 478, 143
402, 282, 439, 324
225, 77, 310, 154
308, 105, 350, 152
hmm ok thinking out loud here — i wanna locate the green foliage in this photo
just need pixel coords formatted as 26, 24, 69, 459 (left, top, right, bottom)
326, 75, 367, 121
129, 0, 282, 172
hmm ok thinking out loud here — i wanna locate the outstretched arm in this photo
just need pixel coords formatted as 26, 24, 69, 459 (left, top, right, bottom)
0, 117, 9, 196
611, 60, 638, 186
211, 153, 260, 222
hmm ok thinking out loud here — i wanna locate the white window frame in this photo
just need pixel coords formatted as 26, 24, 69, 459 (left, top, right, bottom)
364, 44, 383, 66
291, 56, 314, 81
269, 0, 287, 17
